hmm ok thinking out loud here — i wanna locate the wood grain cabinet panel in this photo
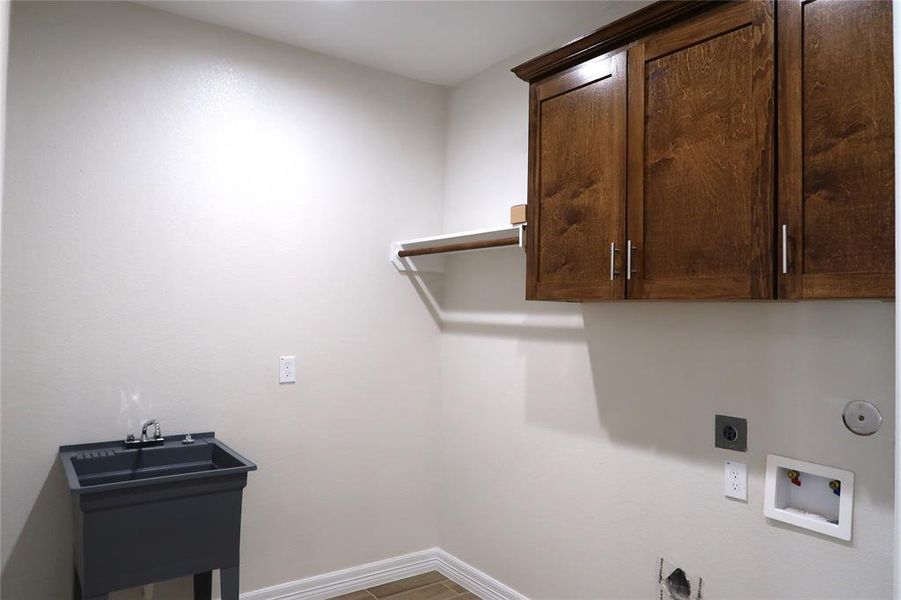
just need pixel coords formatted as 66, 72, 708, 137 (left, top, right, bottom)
626, 1, 775, 299
526, 52, 627, 300
518, 0, 893, 302
778, 0, 894, 298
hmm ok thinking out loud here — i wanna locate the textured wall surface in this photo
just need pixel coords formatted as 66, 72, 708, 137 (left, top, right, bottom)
1, 2, 895, 599
1, 3, 445, 597
436, 52, 895, 599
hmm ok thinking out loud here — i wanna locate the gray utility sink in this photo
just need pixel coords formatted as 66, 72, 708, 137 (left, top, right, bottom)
59, 432, 257, 600
61, 433, 254, 492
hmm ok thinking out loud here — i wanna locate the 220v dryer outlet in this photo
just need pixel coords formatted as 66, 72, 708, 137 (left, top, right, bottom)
715, 415, 747, 451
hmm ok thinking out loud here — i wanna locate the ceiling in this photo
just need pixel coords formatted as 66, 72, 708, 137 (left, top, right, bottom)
139, 1, 646, 86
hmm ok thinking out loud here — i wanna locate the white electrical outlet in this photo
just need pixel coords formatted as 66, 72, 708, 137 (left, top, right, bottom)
279, 356, 296, 384
725, 460, 747, 501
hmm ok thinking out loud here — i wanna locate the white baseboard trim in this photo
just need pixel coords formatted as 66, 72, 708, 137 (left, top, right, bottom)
432, 549, 528, 600
238, 547, 527, 600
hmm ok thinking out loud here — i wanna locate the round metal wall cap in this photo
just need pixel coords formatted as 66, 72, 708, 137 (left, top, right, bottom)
842, 400, 883, 436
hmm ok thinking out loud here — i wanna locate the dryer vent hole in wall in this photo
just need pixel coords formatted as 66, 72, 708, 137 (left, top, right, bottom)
841, 400, 883, 435
658, 558, 703, 600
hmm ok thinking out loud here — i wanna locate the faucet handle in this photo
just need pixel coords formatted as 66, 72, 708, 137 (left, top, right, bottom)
154, 422, 162, 440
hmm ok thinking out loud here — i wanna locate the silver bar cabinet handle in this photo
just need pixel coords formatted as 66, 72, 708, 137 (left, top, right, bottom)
781, 224, 788, 274
626, 240, 634, 280
609, 242, 620, 280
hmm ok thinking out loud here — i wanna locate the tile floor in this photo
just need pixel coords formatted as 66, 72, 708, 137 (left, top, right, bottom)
329, 571, 480, 600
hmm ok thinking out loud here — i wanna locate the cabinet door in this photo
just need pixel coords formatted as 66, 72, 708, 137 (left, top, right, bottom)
526, 52, 627, 301
777, 0, 894, 299
626, 1, 775, 299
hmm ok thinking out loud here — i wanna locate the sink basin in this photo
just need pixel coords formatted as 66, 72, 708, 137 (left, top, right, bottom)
60, 432, 255, 494
59, 432, 256, 600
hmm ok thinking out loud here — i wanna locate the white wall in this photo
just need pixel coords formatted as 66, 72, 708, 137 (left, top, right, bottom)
0, 0, 9, 557
1, 2, 896, 599
437, 53, 896, 599
1, 3, 445, 598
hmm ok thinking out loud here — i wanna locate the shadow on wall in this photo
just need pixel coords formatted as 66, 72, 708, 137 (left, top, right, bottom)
1, 459, 193, 599
416, 248, 894, 512
580, 299, 894, 512
401, 246, 585, 341
2, 460, 72, 598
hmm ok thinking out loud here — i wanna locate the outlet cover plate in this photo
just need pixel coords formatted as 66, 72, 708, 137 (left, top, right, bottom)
715, 414, 747, 452
279, 356, 296, 384
725, 460, 748, 501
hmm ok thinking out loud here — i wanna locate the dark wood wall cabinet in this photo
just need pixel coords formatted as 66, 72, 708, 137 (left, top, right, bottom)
527, 52, 627, 300
515, 0, 894, 301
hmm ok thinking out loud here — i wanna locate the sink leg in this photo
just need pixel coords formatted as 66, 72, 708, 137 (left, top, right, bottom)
220, 566, 239, 600
194, 571, 212, 600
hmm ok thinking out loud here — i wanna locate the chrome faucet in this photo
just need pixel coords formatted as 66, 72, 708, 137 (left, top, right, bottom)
125, 419, 164, 447
141, 419, 162, 442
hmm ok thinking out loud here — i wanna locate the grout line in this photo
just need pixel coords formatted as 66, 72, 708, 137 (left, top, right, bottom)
342, 572, 475, 600
367, 577, 452, 600
442, 581, 477, 599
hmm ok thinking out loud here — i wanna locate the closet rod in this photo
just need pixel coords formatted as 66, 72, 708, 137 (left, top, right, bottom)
397, 235, 520, 258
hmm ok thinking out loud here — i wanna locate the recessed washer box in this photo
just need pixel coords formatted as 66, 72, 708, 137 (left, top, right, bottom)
764, 454, 854, 541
